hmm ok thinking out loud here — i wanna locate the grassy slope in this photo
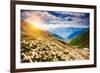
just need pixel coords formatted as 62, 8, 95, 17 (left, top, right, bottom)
70, 30, 89, 48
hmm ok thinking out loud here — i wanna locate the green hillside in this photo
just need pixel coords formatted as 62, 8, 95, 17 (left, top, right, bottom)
70, 30, 89, 48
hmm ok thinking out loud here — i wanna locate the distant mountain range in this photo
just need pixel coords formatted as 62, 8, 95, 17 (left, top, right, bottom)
47, 27, 89, 48
48, 27, 87, 42
48, 32, 64, 40
68, 30, 84, 40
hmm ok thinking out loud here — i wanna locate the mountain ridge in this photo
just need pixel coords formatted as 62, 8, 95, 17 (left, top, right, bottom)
70, 30, 89, 48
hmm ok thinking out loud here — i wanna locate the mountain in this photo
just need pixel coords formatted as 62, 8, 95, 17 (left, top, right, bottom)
21, 20, 51, 40
48, 27, 85, 42
68, 30, 84, 40
70, 30, 89, 48
49, 32, 64, 40
21, 20, 89, 63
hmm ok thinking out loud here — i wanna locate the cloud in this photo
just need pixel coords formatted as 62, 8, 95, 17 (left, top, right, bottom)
53, 11, 86, 17
48, 16, 83, 24
21, 10, 89, 30
42, 23, 88, 30
21, 10, 59, 22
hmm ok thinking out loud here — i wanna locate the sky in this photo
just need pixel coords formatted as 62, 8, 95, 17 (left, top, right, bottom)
21, 10, 90, 42
21, 10, 90, 30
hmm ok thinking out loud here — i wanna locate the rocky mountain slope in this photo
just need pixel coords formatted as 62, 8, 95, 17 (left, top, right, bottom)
21, 20, 89, 63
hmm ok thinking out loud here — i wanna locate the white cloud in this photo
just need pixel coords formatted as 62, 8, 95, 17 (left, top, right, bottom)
21, 10, 85, 24
48, 16, 83, 24
21, 10, 59, 22
21, 10, 89, 31
54, 11, 86, 17
40, 23, 88, 31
